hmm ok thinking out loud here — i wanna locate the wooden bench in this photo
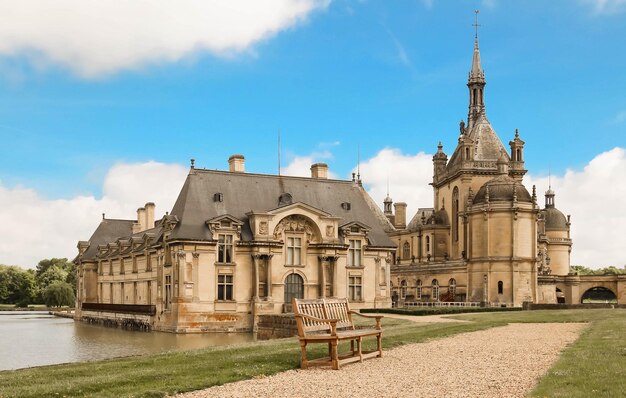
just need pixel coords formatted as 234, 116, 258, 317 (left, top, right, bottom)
292, 298, 383, 370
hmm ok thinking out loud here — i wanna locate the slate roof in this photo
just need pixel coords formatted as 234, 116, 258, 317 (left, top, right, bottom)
472, 174, 532, 205
81, 218, 134, 261
169, 169, 395, 247
447, 113, 510, 171
543, 207, 568, 230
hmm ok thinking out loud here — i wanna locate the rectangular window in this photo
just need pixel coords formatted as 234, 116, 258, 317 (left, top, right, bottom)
146, 254, 152, 271
164, 275, 172, 310
217, 274, 234, 301
348, 276, 362, 301
120, 258, 125, 274
132, 256, 138, 273
108, 259, 113, 275
218, 234, 233, 263
348, 240, 362, 267
286, 237, 302, 265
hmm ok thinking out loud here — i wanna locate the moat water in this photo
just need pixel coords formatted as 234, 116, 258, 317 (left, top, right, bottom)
0, 312, 254, 371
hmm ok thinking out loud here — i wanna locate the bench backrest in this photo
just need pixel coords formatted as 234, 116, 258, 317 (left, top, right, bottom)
293, 298, 354, 335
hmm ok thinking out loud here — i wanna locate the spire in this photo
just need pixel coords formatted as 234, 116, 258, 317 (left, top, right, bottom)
467, 10, 486, 129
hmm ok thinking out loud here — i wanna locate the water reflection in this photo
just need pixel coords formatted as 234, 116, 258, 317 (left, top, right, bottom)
0, 312, 253, 371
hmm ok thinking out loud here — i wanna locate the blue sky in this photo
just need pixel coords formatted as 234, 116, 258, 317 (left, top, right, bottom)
0, 0, 624, 268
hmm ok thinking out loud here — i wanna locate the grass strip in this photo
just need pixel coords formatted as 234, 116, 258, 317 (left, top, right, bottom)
0, 309, 624, 397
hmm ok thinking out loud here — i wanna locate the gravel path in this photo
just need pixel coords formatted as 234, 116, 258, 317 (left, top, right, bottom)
176, 323, 585, 398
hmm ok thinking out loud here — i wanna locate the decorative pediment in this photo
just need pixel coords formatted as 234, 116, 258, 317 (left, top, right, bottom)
267, 202, 333, 218
206, 214, 243, 237
161, 214, 179, 232
339, 221, 371, 243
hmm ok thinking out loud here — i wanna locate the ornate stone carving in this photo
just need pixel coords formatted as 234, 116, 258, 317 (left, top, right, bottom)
259, 221, 268, 235
192, 252, 200, 259
273, 215, 319, 243
325, 225, 334, 238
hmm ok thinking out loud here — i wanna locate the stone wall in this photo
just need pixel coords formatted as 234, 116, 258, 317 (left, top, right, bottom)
256, 314, 297, 340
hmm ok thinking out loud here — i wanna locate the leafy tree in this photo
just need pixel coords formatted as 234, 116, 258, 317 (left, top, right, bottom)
571, 265, 626, 275
0, 265, 36, 306
43, 281, 75, 307
36, 258, 76, 295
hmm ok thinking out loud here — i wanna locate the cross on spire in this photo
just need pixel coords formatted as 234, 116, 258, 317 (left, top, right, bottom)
473, 10, 481, 40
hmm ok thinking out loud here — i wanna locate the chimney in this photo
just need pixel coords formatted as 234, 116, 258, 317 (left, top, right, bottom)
310, 163, 328, 179
228, 154, 245, 173
144, 202, 155, 230
136, 207, 146, 232
394, 202, 407, 229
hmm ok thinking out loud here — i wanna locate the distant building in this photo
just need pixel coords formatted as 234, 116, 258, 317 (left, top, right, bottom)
75, 158, 395, 332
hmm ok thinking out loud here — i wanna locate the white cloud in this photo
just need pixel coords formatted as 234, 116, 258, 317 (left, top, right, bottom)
582, 0, 626, 14
357, 148, 434, 221
526, 147, 626, 268
0, 161, 188, 268
360, 147, 626, 269
282, 150, 338, 178
0, 0, 330, 78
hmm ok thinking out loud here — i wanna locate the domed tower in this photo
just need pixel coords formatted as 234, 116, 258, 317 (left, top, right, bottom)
465, 156, 540, 306
539, 187, 572, 276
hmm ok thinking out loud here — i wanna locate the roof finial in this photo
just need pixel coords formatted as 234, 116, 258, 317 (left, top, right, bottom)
357, 144, 361, 183
102, 213, 105, 220
190, 158, 195, 169
473, 10, 481, 40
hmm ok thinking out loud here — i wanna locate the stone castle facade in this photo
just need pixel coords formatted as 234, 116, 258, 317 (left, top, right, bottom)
74, 33, 625, 333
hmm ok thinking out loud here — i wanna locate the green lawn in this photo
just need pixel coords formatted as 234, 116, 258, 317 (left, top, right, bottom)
0, 309, 624, 398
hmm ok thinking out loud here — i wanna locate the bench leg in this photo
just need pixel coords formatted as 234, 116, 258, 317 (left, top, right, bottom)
299, 341, 309, 369
357, 337, 363, 362
330, 339, 339, 370
376, 333, 383, 358
350, 339, 355, 355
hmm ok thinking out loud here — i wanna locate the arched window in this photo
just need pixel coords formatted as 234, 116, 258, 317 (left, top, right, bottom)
452, 187, 459, 242
426, 236, 430, 253
284, 273, 304, 306
465, 147, 470, 160
402, 241, 410, 260
432, 279, 439, 301
448, 278, 456, 296
400, 280, 407, 299
497, 281, 504, 295
416, 279, 422, 300
516, 148, 522, 161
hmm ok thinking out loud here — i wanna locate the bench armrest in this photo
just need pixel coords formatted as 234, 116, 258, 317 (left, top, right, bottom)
349, 311, 383, 330
294, 314, 340, 335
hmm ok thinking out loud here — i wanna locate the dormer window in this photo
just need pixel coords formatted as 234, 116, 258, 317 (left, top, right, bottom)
348, 239, 362, 267
217, 234, 233, 263
341, 202, 351, 211
214, 193, 223, 202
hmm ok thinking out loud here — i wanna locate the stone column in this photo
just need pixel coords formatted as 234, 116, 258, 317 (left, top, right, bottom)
318, 256, 327, 298
265, 254, 273, 300
252, 254, 261, 301
192, 252, 200, 301
331, 256, 339, 297
177, 251, 186, 300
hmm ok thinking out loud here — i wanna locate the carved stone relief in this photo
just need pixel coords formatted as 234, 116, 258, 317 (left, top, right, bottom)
273, 215, 319, 243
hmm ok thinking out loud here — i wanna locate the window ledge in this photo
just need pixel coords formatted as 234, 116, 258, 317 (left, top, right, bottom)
215, 262, 236, 266
346, 265, 365, 269
284, 264, 306, 268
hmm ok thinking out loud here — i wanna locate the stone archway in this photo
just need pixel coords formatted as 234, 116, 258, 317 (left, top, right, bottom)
580, 287, 617, 304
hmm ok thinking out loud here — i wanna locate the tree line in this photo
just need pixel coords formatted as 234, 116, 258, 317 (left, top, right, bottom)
0, 258, 76, 308
570, 265, 626, 275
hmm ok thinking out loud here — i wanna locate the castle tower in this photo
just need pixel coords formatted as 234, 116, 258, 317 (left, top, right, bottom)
541, 187, 572, 276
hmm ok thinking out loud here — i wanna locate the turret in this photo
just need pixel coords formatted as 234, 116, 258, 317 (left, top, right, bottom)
433, 142, 448, 182
509, 129, 527, 181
